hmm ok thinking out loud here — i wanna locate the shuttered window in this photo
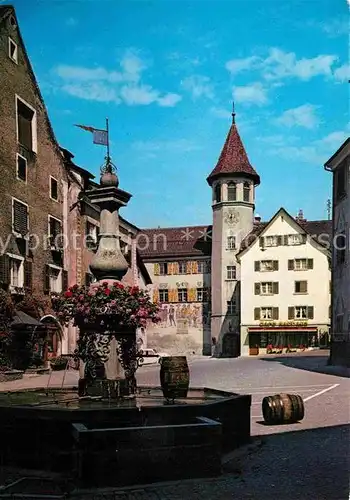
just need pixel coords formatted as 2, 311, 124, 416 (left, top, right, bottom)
295, 281, 307, 293
0, 255, 10, 285
24, 260, 33, 289
17, 154, 27, 181
288, 306, 314, 320
227, 182, 236, 201
17, 99, 34, 151
50, 177, 58, 200
13, 199, 28, 235
49, 217, 62, 239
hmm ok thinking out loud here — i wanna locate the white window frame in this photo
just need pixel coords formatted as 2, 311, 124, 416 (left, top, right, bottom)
261, 307, 272, 320
197, 261, 205, 273
226, 265, 236, 280
159, 289, 169, 303
12, 197, 29, 236
288, 234, 303, 245
16, 153, 27, 183
260, 282, 273, 295
227, 235, 236, 250
178, 288, 187, 302
50, 176, 59, 202
294, 259, 307, 270
8, 37, 18, 63
48, 214, 62, 248
227, 300, 236, 315
295, 306, 307, 319
178, 261, 187, 274
48, 264, 63, 293
265, 236, 278, 247
7, 253, 24, 289
15, 94, 38, 153
260, 260, 274, 272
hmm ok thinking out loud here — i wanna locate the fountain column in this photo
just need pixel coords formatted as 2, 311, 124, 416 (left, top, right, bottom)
78, 161, 135, 398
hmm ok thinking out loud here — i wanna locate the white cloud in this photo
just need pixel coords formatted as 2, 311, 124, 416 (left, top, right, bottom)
210, 107, 232, 119
269, 129, 349, 165
233, 82, 268, 105
226, 48, 340, 82
225, 56, 260, 74
53, 50, 181, 108
334, 63, 349, 82
181, 75, 214, 99
276, 104, 320, 129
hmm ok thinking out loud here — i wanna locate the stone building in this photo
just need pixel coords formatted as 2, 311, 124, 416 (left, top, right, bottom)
139, 113, 332, 357
325, 137, 350, 367
0, 6, 68, 335
237, 208, 331, 355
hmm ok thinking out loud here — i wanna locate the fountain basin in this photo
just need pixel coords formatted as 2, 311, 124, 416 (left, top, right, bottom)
0, 386, 251, 485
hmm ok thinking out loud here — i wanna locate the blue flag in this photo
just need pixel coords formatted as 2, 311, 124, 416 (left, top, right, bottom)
93, 129, 108, 146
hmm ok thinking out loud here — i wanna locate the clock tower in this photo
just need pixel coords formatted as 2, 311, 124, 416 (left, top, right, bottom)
207, 108, 260, 356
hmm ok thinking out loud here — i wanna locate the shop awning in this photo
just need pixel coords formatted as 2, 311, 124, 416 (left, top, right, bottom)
248, 326, 318, 332
11, 310, 43, 328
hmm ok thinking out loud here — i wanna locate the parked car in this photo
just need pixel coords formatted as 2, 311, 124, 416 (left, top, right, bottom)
140, 348, 169, 365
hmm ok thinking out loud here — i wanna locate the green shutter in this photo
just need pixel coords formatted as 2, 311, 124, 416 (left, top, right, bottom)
0, 254, 10, 285
307, 259, 313, 269
254, 283, 260, 295
288, 307, 294, 320
254, 261, 260, 272
273, 282, 279, 294
272, 307, 279, 320
273, 260, 279, 271
254, 307, 260, 320
288, 260, 294, 270
24, 260, 33, 290
307, 306, 314, 319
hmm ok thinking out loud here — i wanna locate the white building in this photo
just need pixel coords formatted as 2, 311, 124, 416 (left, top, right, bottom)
237, 208, 331, 355
324, 137, 350, 367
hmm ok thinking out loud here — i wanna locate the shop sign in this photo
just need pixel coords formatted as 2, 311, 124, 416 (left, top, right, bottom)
259, 321, 308, 327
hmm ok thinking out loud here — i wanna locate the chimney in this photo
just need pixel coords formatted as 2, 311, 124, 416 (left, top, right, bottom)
296, 209, 306, 222
254, 214, 261, 223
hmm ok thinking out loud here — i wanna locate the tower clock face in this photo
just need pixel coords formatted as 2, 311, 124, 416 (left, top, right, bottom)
224, 208, 239, 225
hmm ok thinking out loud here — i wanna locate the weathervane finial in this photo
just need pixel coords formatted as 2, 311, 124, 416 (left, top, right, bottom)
232, 100, 236, 123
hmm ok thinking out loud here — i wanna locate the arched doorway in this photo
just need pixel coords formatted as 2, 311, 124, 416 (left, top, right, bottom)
38, 315, 63, 365
222, 333, 239, 357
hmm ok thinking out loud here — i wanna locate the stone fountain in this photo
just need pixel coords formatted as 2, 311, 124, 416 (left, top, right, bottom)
0, 158, 252, 493
77, 160, 140, 399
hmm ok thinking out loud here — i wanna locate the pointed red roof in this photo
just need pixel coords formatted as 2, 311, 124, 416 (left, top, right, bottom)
207, 114, 260, 186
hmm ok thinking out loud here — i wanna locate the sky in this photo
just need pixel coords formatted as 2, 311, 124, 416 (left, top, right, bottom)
7, 0, 349, 228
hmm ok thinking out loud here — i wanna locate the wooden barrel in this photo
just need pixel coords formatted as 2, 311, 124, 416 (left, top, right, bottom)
160, 356, 189, 400
262, 393, 304, 425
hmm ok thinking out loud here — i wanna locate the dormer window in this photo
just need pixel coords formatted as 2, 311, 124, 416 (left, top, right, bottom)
243, 182, 250, 202
215, 183, 221, 203
227, 182, 237, 201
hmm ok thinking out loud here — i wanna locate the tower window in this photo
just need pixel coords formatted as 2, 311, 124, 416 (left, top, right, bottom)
227, 182, 237, 201
243, 182, 250, 202
50, 177, 58, 201
215, 183, 221, 202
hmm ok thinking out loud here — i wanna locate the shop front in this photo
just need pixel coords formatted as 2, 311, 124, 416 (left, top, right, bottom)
247, 320, 319, 355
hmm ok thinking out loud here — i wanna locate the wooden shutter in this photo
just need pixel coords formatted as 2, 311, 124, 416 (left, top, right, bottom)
254, 261, 260, 272
153, 288, 159, 303
272, 307, 279, 320
259, 237, 264, 248
188, 288, 196, 302
173, 288, 178, 302
24, 260, 33, 289
288, 307, 294, 320
273, 282, 279, 294
191, 261, 198, 274
254, 307, 260, 320
18, 113, 33, 150
0, 255, 10, 284
300, 281, 307, 293
13, 200, 28, 235
307, 306, 314, 319
283, 235, 289, 245
307, 259, 313, 269
173, 262, 179, 274
167, 263, 174, 275
254, 283, 261, 295
186, 261, 192, 274
288, 260, 294, 270
43, 264, 50, 294
273, 260, 279, 271
277, 235, 283, 246
62, 270, 68, 291
154, 263, 160, 276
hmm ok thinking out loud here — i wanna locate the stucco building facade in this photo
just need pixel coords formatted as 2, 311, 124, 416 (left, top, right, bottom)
325, 138, 350, 367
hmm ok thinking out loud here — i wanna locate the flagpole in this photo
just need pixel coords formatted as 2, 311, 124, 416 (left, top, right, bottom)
106, 117, 110, 161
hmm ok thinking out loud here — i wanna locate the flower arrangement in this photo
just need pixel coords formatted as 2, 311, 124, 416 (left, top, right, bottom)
51, 281, 161, 329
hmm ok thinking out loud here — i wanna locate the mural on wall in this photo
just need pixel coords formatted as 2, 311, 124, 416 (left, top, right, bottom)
145, 298, 211, 355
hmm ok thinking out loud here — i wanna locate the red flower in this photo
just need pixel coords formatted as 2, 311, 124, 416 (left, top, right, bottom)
65, 291, 73, 298
104, 288, 111, 296
116, 282, 124, 289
